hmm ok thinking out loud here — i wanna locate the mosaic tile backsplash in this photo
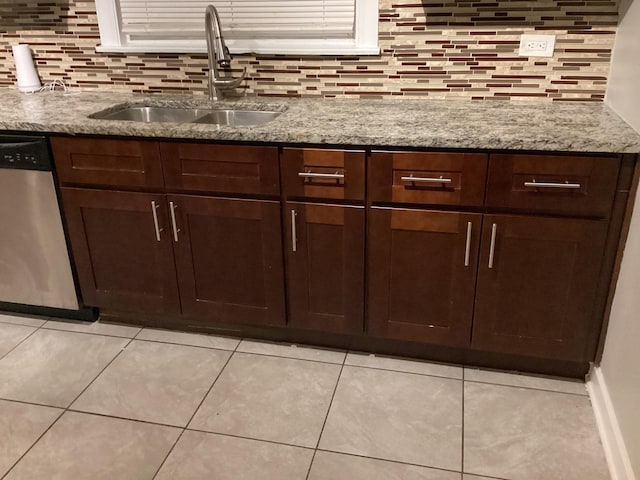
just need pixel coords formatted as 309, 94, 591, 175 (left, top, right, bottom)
0, 0, 618, 101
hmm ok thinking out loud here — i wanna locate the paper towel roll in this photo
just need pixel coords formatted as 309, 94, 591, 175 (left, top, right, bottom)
12, 44, 41, 93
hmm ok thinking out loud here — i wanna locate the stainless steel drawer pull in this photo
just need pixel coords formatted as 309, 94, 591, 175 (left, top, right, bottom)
524, 180, 581, 189
169, 201, 180, 243
488, 223, 497, 269
291, 209, 298, 252
151, 201, 162, 242
401, 175, 452, 184
464, 221, 472, 267
298, 172, 345, 180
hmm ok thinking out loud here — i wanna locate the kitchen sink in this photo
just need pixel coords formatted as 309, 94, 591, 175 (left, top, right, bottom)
91, 106, 213, 123
192, 110, 282, 126
89, 105, 283, 126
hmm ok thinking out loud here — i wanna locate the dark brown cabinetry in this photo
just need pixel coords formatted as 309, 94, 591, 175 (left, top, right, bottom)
51, 137, 164, 188
160, 143, 280, 196
281, 149, 366, 334
54, 138, 285, 327
285, 202, 365, 334
52, 136, 629, 375
170, 195, 285, 326
368, 207, 481, 346
367, 150, 621, 362
60, 188, 180, 314
472, 214, 609, 361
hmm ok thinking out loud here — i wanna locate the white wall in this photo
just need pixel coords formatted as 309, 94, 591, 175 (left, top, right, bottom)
606, 0, 640, 131
600, 0, 640, 477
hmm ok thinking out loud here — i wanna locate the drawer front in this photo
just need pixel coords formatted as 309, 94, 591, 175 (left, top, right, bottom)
281, 148, 365, 201
487, 154, 620, 217
369, 151, 488, 207
161, 143, 279, 196
51, 137, 163, 188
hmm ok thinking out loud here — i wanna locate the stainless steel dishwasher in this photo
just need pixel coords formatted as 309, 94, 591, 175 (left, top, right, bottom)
0, 134, 93, 318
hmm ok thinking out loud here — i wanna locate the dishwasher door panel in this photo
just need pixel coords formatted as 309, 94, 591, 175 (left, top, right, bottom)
0, 169, 79, 310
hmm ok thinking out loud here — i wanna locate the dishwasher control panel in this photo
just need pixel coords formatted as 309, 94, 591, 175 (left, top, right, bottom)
0, 135, 51, 171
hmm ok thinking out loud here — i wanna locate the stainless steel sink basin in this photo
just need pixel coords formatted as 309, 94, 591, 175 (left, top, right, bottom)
90, 106, 282, 126
91, 106, 213, 123
192, 110, 282, 126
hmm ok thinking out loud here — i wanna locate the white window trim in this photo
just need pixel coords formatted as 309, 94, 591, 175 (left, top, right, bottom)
94, 0, 379, 55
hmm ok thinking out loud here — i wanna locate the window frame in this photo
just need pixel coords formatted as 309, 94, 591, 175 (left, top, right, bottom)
94, 0, 379, 55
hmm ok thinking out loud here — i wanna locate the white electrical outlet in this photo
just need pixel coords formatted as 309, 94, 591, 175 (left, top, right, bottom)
519, 34, 555, 57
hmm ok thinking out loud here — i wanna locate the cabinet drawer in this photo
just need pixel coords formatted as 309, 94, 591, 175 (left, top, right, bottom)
281, 148, 365, 201
161, 143, 279, 196
487, 154, 620, 217
369, 151, 488, 207
51, 137, 163, 188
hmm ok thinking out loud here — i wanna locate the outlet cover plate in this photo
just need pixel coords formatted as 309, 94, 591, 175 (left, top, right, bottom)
518, 34, 556, 57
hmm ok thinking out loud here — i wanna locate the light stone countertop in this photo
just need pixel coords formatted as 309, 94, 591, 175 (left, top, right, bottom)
1, 88, 640, 153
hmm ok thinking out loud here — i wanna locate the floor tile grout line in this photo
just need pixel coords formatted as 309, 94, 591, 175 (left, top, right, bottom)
38, 325, 140, 340
183, 427, 316, 451
131, 337, 240, 353
0, 406, 66, 480
0, 334, 136, 480
234, 349, 346, 366
463, 378, 588, 397
303, 350, 347, 480
342, 362, 464, 381
346, 349, 461, 369
462, 372, 465, 475
0, 327, 40, 363
315, 447, 467, 477
150, 343, 237, 480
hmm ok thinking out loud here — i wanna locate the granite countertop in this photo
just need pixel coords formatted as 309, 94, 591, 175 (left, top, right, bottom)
1, 88, 640, 153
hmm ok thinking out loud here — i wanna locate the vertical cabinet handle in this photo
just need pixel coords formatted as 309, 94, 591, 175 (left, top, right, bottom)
151, 201, 162, 242
169, 201, 180, 242
464, 221, 472, 267
291, 209, 297, 252
488, 223, 497, 269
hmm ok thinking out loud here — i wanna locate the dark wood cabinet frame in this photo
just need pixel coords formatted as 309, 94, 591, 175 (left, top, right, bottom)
52, 135, 638, 378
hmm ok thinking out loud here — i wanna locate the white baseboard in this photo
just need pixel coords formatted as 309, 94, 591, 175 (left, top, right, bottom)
587, 366, 636, 480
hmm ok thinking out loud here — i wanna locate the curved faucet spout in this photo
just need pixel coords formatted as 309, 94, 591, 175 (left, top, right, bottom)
205, 5, 246, 101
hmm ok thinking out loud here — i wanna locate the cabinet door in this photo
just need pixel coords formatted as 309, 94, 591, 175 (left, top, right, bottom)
369, 151, 488, 207
60, 188, 180, 313
52, 137, 164, 189
169, 195, 286, 326
285, 202, 365, 334
368, 207, 481, 346
160, 143, 279, 196
473, 214, 609, 361
281, 149, 365, 201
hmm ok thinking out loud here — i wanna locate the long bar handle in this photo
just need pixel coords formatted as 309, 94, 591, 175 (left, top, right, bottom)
524, 180, 581, 189
464, 221, 472, 267
291, 209, 297, 253
298, 172, 345, 180
169, 201, 180, 242
488, 223, 497, 269
151, 201, 162, 242
401, 175, 452, 184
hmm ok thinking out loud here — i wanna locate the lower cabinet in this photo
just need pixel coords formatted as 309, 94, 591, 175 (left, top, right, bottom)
169, 194, 286, 326
60, 188, 181, 314
472, 214, 609, 361
368, 207, 481, 347
61, 188, 286, 326
367, 207, 611, 360
284, 202, 365, 334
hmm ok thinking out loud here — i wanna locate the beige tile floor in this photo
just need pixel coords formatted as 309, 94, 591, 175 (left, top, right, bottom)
0, 314, 611, 480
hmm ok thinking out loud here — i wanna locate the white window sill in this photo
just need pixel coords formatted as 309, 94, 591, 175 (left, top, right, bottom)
96, 44, 380, 56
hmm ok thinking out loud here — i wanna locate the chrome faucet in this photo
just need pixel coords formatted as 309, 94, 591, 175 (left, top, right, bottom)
205, 5, 246, 101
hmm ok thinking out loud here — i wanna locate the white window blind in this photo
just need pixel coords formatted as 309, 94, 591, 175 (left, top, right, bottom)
95, 0, 379, 54
119, 0, 356, 41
